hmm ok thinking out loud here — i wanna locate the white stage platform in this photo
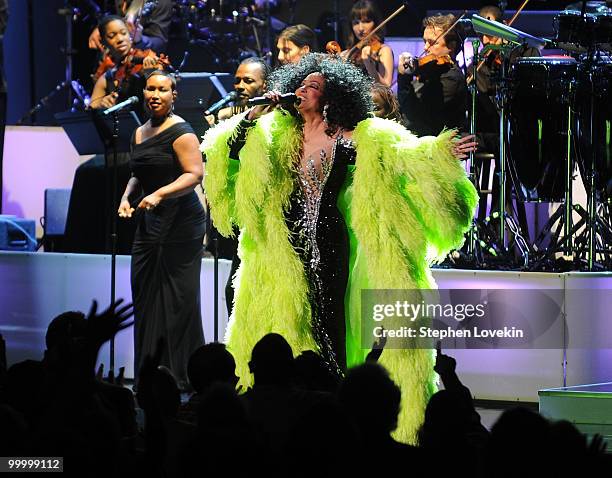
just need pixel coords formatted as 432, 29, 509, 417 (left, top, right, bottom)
0, 251, 232, 378
1, 251, 611, 403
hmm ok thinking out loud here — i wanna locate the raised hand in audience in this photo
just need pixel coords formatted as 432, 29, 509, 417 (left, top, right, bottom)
86, 299, 134, 347
366, 333, 387, 363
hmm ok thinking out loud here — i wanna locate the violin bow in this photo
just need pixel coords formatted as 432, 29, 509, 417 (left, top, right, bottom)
346, 3, 407, 57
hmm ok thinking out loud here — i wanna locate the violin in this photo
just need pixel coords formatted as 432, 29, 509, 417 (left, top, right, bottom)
417, 54, 453, 69
93, 48, 171, 103
94, 48, 171, 87
466, 0, 532, 84
326, 2, 406, 60
326, 34, 384, 63
405, 53, 454, 79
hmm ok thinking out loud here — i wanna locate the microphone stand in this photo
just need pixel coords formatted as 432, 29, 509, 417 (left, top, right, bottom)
213, 224, 219, 342
109, 110, 120, 374
466, 38, 480, 263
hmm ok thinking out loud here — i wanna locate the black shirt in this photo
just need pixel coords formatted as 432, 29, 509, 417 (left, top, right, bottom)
398, 63, 468, 137
137, 0, 172, 46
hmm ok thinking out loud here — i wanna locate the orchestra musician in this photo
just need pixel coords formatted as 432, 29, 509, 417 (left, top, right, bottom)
276, 24, 318, 65
90, 15, 167, 117
397, 13, 467, 137
469, 5, 540, 156
344, 0, 394, 87
88, 0, 173, 54
371, 82, 405, 125
468, 5, 540, 222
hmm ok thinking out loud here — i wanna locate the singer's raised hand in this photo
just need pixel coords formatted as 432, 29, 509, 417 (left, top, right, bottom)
246, 91, 282, 121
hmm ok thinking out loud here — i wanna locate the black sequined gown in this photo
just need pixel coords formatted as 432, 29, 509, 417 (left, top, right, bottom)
285, 137, 356, 376
228, 120, 356, 376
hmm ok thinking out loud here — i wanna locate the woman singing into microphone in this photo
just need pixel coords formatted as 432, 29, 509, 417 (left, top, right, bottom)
202, 54, 478, 443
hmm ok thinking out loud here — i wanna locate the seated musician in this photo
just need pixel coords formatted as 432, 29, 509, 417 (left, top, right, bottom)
345, 0, 394, 87
371, 82, 405, 125
88, 0, 173, 54
397, 14, 467, 137
62, 14, 168, 254
90, 15, 166, 117
276, 24, 318, 65
468, 5, 540, 224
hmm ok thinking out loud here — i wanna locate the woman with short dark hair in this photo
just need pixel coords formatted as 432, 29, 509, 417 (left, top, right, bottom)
119, 71, 206, 389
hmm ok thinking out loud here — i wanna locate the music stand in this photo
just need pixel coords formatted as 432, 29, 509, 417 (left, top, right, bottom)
55, 109, 141, 373
174, 72, 234, 141
471, 14, 549, 49
55, 110, 140, 155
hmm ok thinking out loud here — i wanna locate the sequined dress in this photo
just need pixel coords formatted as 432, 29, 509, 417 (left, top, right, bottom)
285, 136, 356, 376
229, 120, 355, 375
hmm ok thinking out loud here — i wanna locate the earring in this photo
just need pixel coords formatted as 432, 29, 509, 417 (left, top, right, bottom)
322, 104, 329, 124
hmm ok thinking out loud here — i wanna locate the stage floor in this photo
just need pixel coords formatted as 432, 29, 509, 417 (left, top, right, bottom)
1, 251, 611, 404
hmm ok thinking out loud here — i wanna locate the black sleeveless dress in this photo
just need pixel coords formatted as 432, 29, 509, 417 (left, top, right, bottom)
130, 122, 206, 386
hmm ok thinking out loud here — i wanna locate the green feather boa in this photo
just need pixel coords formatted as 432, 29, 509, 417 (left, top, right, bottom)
201, 110, 478, 444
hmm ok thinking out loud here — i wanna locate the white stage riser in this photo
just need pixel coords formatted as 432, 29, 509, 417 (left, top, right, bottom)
1, 252, 611, 402
0, 252, 232, 378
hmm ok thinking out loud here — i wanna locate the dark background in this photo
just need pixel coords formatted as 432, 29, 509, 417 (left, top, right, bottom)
3, 0, 572, 125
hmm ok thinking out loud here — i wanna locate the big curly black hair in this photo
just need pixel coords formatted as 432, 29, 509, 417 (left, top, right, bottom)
268, 53, 374, 135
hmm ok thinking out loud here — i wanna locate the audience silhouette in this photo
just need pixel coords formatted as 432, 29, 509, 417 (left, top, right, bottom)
0, 304, 609, 477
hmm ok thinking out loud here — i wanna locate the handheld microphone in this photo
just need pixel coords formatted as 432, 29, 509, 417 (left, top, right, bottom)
248, 92, 300, 106
205, 91, 238, 116
102, 95, 139, 115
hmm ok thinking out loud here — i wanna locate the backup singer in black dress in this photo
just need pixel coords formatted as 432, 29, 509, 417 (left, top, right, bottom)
119, 71, 205, 386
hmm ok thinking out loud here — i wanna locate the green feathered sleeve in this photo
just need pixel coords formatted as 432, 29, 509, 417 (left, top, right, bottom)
352, 117, 478, 268
398, 129, 479, 262
200, 113, 247, 237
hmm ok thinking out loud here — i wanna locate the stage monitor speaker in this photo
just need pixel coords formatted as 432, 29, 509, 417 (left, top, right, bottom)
44, 188, 71, 237
174, 72, 234, 141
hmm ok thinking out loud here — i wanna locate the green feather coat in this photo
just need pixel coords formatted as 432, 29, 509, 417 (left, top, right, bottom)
201, 110, 478, 444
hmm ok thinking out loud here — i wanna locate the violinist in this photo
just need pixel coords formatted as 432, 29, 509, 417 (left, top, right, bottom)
397, 14, 467, 137
88, 0, 173, 54
468, 5, 539, 223
276, 24, 318, 66
90, 15, 167, 119
371, 82, 405, 125
345, 0, 394, 87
